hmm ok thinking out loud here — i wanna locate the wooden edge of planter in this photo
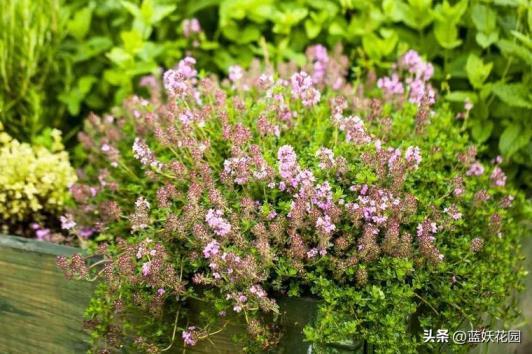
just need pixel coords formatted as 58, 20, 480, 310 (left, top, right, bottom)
0, 233, 84, 257
0, 234, 94, 354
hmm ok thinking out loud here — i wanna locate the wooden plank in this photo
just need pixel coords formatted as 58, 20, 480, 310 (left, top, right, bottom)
0, 234, 95, 354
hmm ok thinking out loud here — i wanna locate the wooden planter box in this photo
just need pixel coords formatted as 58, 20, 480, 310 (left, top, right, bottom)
0, 235, 364, 354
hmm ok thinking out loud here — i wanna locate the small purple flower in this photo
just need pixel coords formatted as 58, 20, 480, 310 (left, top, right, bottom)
60, 214, 76, 230
203, 240, 220, 258
228, 65, 244, 83
490, 166, 507, 187
141, 261, 152, 277
205, 209, 231, 236
316, 215, 335, 234
467, 162, 484, 176
182, 326, 197, 346
182, 18, 201, 37
307, 248, 319, 259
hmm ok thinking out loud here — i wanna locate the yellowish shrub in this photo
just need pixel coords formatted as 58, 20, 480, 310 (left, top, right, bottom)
0, 123, 76, 224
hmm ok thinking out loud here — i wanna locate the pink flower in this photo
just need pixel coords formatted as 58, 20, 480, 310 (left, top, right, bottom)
316, 215, 335, 234
203, 240, 220, 258
377, 74, 404, 96
405, 146, 422, 169
228, 65, 244, 83
205, 209, 231, 236
141, 261, 152, 276
290, 71, 320, 106
60, 214, 76, 230
467, 162, 484, 176
182, 326, 198, 346
490, 166, 507, 187
182, 18, 201, 37
278, 145, 298, 179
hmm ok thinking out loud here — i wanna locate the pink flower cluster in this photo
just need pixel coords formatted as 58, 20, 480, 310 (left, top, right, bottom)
205, 209, 231, 236
132, 138, 163, 169
290, 71, 321, 106
163, 57, 198, 98
182, 18, 201, 38
182, 326, 198, 346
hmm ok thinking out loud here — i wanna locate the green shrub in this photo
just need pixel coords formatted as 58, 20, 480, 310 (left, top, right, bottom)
59, 50, 528, 353
0, 0, 68, 141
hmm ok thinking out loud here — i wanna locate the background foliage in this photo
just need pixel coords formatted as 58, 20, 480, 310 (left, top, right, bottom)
0, 0, 530, 188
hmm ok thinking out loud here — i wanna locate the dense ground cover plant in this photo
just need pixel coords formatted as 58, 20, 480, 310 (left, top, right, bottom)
58, 48, 527, 353
0, 123, 76, 240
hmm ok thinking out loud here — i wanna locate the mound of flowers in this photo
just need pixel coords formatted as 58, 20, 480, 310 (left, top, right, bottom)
58, 48, 526, 353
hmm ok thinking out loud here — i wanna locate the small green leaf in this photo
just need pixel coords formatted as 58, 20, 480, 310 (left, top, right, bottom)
67, 6, 93, 40
434, 22, 462, 49
499, 124, 529, 157
445, 91, 478, 103
471, 120, 493, 143
465, 54, 493, 88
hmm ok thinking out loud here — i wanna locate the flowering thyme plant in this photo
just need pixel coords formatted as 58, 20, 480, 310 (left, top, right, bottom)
59, 48, 527, 353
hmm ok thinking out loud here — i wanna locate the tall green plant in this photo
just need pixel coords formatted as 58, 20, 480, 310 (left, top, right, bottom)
0, 0, 68, 141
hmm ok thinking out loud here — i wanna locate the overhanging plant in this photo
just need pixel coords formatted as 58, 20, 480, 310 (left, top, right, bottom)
58, 48, 527, 353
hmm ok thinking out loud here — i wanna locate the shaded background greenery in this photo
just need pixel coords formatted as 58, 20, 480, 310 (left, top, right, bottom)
0, 0, 530, 189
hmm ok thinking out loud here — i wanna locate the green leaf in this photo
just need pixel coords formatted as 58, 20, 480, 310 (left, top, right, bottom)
433, 0, 468, 24
470, 4, 497, 33
497, 39, 532, 65
492, 83, 532, 109
511, 31, 532, 50
121, 30, 144, 55
499, 124, 529, 157
471, 120, 493, 143
475, 31, 499, 48
152, 4, 177, 23
106, 47, 133, 67
67, 6, 93, 40
445, 91, 478, 103
434, 22, 462, 49
121, 1, 140, 17
465, 54, 493, 88
304, 19, 321, 39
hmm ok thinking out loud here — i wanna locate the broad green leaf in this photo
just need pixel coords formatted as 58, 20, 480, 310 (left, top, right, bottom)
72, 37, 113, 62
466, 54, 493, 88
492, 83, 532, 108
121, 30, 144, 55
497, 39, 532, 65
445, 91, 478, 103
78, 76, 97, 95
304, 19, 321, 39
471, 120, 493, 143
152, 4, 177, 23
67, 6, 93, 40
476, 31, 499, 48
382, 0, 409, 22
106, 47, 133, 67
140, 0, 154, 24
433, 0, 468, 24
499, 124, 529, 157
401, 0, 433, 30
470, 4, 497, 33
434, 22, 462, 49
